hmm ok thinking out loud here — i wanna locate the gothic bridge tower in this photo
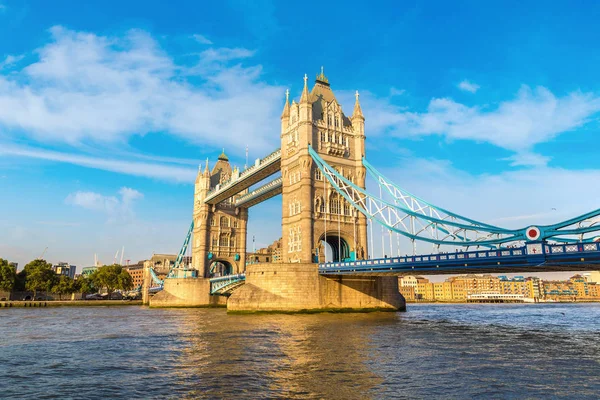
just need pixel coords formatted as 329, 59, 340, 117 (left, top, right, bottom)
192, 151, 248, 277
280, 69, 368, 264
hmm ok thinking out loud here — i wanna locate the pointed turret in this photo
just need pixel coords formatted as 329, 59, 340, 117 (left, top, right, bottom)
299, 74, 312, 121
351, 91, 365, 136
300, 74, 310, 103
352, 90, 364, 120
218, 148, 229, 162
281, 89, 290, 118
281, 89, 290, 131
203, 158, 210, 177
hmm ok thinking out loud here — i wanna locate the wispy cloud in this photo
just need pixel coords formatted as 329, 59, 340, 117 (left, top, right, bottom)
0, 144, 197, 182
0, 26, 281, 153
377, 156, 600, 232
66, 187, 143, 222
361, 85, 600, 157
458, 80, 480, 93
503, 152, 551, 167
0, 54, 24, 69
191, 34, 213, 45
390, 87, 405, 97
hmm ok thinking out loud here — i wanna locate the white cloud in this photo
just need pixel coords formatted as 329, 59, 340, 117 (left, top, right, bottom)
360, 85, 600, 156
0, 144, 197, 182
390, 87, 405, 97
191, 34, 213, 45
503, 152, 551, 167
0, 55, 22, 69
0, 26, 282, 153
376, 156, 600, 232
458, 80, 480, 93
66, 187, 143, 221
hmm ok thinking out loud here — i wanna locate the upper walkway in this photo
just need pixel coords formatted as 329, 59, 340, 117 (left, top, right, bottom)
318, 241, 600, 276
204, 149, 281, 205
234, 177, 282, 208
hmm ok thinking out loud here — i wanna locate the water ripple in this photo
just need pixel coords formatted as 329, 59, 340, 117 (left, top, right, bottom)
0, 304, 599, 399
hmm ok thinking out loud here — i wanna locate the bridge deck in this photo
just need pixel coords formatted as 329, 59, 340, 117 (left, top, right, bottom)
319, 242, 600, 276
235, 177, 282, 208
204, 149, 281, 205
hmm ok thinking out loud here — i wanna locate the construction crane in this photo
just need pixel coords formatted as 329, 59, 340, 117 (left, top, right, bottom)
38, 247, 48, 260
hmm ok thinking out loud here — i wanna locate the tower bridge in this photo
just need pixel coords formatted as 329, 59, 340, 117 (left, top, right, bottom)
147, 69, 600, 312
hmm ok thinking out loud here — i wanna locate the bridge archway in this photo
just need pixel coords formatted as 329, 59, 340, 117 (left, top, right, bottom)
318, 233, 352, 263
209, 260, 233, 277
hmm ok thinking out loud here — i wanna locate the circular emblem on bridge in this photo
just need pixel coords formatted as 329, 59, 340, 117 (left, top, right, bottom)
525, 226, 541, 241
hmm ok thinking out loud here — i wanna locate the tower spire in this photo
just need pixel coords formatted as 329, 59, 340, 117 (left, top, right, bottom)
300, 74, 309, 103
352, 90, 364, 119
316, 66, 329, 85
281, 89, 290, 118
203, 158, 210, 177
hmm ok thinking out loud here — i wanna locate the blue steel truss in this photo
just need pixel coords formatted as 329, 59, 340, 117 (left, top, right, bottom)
209, 274, 246, 295
167, 221, 195, 279
319, 241, 600, 275
308, 146, 600, 247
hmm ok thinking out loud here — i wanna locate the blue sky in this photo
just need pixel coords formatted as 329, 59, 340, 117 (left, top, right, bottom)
1, 0, 600, 278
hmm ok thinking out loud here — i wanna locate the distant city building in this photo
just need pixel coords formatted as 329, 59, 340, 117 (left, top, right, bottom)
246, 238, 282, 265
582, 271, 600, 284
123, 263, 144, 288
81, 266, 98, 276
399, 273, 600, 302
53, 262, 76, 279
247, 238, 282, 264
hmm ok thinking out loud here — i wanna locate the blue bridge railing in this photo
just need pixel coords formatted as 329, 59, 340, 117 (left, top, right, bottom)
319, 241, 600, 275
209, 273, 246, 295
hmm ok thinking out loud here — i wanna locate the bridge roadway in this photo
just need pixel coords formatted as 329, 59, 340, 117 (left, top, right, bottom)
318, 241, 600, 276
234, 177, 282, 208
204, 149, 281, 205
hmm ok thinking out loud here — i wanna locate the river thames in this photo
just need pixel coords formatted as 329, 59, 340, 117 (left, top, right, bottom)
1, 303, 598, 399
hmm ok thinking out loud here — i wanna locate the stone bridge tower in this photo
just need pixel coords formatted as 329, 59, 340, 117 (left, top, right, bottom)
192, 152, 248, 277
280, 69, 368, 264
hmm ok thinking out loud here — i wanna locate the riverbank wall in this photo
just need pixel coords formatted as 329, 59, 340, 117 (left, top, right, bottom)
0, 300, 143, 308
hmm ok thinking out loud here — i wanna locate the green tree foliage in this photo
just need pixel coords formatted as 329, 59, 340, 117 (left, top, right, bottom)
52, 275, 77, 300
0, 258, 17, 292
23, 259, 57, 299
92, 264, 133, 298
76, 275, 97, 294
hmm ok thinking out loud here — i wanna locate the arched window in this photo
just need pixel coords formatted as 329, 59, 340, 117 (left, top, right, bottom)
330, 195, 341, 215
220, 216, 229, 227
328, 114, 332, 125
220, 235, 229, 247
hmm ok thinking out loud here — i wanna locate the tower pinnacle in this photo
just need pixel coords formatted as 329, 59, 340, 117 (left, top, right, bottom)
281, 89, 290, 118
300, 74, 310, 103
352, 90, 364, 119
315, 66, 329, 85
203, 158, 210, 176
